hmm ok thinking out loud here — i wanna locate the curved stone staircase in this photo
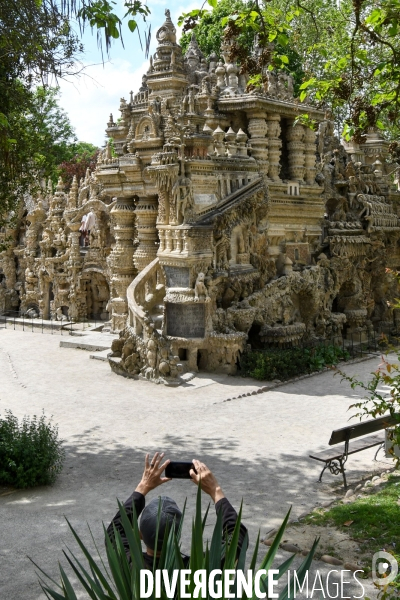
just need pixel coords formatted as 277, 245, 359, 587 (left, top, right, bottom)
126, 257, 165, 338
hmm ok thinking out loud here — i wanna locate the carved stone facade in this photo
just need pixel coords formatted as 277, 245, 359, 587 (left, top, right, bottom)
1, 9, 400, 385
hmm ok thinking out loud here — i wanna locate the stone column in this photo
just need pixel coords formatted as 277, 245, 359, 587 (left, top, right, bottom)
304, 127, 317, 184
266, 114, 282, 181
287, 121, 305, 181
66, 221, 83, 321
67, 222, 82, 263
247, 109, 269, 173
134, 197, 159, 271
107, 197, 136, 331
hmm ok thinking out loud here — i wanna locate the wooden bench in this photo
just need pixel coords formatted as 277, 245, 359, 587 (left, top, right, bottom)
309, 414, 399, 488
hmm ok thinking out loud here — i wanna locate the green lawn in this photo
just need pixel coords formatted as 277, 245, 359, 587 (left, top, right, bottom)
304, 474, 400, 592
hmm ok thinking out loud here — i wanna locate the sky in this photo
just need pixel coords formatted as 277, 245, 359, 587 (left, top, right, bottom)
57, 1, 198, 147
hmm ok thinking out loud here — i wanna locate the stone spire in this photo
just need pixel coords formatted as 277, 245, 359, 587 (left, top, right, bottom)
68, 175, 78, 209
55, 176, 64, 193
156, 8, 177, 45
146, 8, 187, 96
185, 32, 204, 62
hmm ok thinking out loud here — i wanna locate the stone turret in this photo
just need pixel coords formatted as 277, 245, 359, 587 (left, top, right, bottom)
146, 9, 187, 98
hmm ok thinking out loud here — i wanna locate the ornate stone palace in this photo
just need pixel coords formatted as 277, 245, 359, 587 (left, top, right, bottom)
1, 9, 400, 384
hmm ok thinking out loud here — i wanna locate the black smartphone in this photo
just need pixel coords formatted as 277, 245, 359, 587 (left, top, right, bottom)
165, 461, 196, 479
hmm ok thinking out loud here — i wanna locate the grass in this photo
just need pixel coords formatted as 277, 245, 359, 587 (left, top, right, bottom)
303, 473, 400, 587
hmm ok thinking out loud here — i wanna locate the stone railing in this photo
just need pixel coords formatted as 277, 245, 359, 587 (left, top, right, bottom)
126, 257, 165, 337
196, 177, 264, 223
133, 90, 149, 106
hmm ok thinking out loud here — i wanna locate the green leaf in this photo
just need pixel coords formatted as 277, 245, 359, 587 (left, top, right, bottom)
207, 0, 218, 7
209, 504, 223, 571
0, 113, 9, 128
277, 33, 288, 46
59, 564, 79, 600
299, 78, 315, 90
366, 9, 383, 25
337, 57, 348, 68
127, 19, 137, 33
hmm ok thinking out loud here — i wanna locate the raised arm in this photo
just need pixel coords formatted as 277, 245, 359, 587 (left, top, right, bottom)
106, 452, 171, 557
190, 459, 248, 557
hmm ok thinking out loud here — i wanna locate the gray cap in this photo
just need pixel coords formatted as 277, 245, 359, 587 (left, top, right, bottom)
140, 496, 182, 551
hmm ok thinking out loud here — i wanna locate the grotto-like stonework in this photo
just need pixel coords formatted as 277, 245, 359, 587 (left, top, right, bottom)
1, 9, 400, 385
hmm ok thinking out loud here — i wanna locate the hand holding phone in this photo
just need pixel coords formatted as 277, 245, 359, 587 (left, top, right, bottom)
190, 459, 225, 504
165, 461, 196, 479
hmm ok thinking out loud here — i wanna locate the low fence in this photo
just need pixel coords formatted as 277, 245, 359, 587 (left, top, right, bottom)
239, 328, 400, 381
251, 327, 400, 360
1, 309, 399, 358
0, 310, 107, 335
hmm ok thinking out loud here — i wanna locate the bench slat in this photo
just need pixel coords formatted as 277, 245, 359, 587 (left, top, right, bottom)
329, 414, 399, 445
310, 432, 384, 462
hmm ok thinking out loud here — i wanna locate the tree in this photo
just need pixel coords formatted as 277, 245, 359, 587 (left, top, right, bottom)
25, 87, 78, 181
58, 142, 100, 188
180, 0, 306, 94
0, 86, 77, 220
0, 0, 150, 225
180, 0, 255, 59
0, 0, 83, 224
179, 0, 400, 143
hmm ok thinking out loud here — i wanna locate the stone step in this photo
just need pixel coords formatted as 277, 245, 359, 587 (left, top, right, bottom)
60, 333, 117, 352
89, 349, 112, 362
181, 372, 196, 383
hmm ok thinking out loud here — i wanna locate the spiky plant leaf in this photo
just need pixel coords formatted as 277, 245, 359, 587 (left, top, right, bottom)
32, 492, 318, 600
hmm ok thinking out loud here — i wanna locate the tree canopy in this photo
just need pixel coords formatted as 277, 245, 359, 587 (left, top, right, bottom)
58, 142, 100, 188
180, 0, 400, 146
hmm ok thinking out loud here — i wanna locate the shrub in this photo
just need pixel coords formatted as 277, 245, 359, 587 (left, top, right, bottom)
33, 485, 318, 599
338, 351, 400, 468
240, 345, 350, 381
0, 410, 65, 488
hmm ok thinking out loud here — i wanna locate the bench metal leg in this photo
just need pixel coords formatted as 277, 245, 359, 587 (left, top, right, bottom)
318, 464, 329, 482
318, 458, 348, 488
374, 442, 384, 461
339, 458, 347, 489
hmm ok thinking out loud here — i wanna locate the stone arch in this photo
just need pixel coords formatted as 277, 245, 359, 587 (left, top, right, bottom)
81, 270, 110, 320
135, 116, 156, 141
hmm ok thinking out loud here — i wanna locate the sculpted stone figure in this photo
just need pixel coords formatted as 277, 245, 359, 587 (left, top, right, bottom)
318, 110, 335, 157
172, 173, 194, 224
194, 272, 209, 301
264, 71, 277, 96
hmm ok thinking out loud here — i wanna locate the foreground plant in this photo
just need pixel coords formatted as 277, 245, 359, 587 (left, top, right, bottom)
33, 485, 318, 599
